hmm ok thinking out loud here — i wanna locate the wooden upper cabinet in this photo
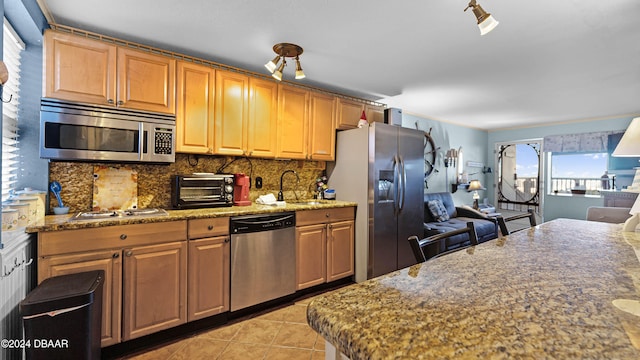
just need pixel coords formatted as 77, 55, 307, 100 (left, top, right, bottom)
117, 48, 176, 114
365, 104, 385, 124
277, 84, 309, 159
43, 30, 176, 114
44, 30, 117, 105
176, 61, 215, 154
214, 70, 249, 156
309, 92, 336, 161
337, 98, 365, 130
247, 77, 278, 158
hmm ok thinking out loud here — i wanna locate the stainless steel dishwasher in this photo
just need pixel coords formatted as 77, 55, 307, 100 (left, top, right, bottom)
230, 211, 296, 311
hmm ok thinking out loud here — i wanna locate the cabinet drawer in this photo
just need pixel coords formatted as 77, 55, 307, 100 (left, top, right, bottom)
188, 217, 230, 239
296, 207, 355, 226
39, 221, 187, 256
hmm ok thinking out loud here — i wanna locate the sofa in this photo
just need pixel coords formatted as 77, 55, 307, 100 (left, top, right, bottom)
423, 192, 499, 251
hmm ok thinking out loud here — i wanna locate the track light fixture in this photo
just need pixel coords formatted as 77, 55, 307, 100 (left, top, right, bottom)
464, 0, 499, 35
264, 43, 305, 81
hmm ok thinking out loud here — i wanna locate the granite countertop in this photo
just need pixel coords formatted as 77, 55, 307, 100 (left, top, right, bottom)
307, 219, 640, 359
26, 200, 357, 233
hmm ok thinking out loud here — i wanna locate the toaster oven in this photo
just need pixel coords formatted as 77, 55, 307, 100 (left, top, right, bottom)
171, 174, 234, 209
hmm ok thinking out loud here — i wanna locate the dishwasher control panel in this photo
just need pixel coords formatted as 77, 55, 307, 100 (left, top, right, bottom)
230, 212, 295, 234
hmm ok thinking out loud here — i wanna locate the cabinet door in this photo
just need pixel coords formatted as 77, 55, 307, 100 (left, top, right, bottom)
117, 47, 176, 114
43, 30, 117, 105
277, 85, 309, 159
39, 250, 122, 347
214, 70, 249, 156
337, 98, 365, 130
327, 220, 355, 282
247, 77, 278, 158
365, 104, 385, 124
122, 241, 187, 341
176, 61, 215, 154
188, 236, 230, 321
309, 92, 336, 161
296, 224, 327, 290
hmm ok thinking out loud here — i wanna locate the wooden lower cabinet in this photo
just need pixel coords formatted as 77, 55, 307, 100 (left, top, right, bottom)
296, 224, 327, 289
39, 250, 122, 347
296, 207, 355, 290
122, 241, 187, 341
188, 236, 230, 321
327, 220, 355, 282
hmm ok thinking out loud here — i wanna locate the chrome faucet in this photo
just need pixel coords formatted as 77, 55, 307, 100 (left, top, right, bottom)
278, 170, 300, 201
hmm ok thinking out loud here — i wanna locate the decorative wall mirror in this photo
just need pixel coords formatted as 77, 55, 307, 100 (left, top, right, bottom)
497, 143, 540, 206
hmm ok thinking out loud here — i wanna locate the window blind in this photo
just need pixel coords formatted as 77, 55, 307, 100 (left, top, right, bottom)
2, 19, 25, 201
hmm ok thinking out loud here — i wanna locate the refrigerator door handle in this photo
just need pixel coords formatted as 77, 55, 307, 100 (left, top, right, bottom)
399, 155, 406, 211
393, 155, 400, 213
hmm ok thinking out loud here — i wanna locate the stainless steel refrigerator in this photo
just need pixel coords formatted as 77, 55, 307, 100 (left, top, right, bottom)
327, 122, 424, 281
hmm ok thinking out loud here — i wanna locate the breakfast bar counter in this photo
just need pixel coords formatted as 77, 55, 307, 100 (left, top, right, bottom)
307, 219, 640, 359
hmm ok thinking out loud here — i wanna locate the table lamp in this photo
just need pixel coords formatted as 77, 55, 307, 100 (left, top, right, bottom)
622, 195, 640, 232
468, 180, 484, 210
613, 117, 640, 231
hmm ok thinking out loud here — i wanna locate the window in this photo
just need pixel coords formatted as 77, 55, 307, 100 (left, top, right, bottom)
549, 152, 608, 195
2, 20, 25, 201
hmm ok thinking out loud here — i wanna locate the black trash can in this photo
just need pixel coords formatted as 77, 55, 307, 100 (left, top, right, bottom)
20, 270, 104, 360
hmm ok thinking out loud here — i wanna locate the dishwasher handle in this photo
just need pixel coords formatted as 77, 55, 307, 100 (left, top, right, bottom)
230, 212, 296, 233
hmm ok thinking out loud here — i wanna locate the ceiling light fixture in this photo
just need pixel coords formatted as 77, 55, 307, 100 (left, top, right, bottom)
464, 0, 499, 36
264, 43, 305, 81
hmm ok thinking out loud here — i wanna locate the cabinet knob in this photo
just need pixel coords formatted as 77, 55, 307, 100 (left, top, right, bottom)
207, 225, 214, 230
107, 99, 114, 104
125, 250, 133, 257
120, 234, 127, 240
113, 253, 120, 258
224, 237, 230, 243
329, 224, 333, 229
117, 100, 124, 106
325, 213, 330, 218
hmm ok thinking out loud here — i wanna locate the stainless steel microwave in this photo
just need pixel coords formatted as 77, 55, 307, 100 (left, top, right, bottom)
39, 98, 176, 163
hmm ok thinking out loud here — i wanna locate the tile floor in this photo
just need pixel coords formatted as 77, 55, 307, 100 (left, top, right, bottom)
121, 296, 326, 360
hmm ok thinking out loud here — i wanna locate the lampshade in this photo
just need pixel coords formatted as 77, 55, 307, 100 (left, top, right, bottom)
612, 117, 640, 157
264, 55, 281, 74
468, 179, 485, 191
478, 15, 499, 35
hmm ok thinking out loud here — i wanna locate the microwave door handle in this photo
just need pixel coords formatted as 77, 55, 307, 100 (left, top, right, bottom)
139, 123, 147, 161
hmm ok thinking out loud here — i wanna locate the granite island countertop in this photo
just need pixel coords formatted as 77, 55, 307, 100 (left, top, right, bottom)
307, 219, 640, 359
26, 200, 357, 233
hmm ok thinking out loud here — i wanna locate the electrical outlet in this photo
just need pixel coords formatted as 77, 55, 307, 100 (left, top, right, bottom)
256, 176, 263, 189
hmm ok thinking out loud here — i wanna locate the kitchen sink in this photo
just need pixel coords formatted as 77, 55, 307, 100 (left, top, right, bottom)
290, 200, 326, 205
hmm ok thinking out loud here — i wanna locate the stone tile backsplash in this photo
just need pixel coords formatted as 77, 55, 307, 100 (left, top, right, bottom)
48, 154, 326, 213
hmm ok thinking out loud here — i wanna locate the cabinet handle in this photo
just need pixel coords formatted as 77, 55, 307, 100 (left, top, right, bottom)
207, 225, 214, 230
125, 250, 133, 257
113, 253, 120, 258
325, 213, 330, 218
107, 99, 114, 104
224, 237, 230, 243
117, 100, 124, 106
120, 234, 127, 240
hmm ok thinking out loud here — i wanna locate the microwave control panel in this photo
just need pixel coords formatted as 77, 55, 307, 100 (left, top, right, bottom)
154, 127, 174, 155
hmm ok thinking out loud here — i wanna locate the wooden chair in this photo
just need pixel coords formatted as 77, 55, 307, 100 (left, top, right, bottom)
408, 221, 478, 263
496, 208, 536, 235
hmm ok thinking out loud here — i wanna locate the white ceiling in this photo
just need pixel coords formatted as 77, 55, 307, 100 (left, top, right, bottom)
37, 0, 640, 130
